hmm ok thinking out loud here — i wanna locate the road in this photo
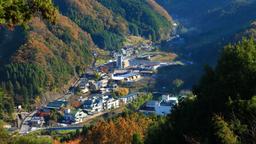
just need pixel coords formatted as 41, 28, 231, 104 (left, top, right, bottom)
19, 75, 81, 134
31, 107, 124, 133
19, 110, 37, 134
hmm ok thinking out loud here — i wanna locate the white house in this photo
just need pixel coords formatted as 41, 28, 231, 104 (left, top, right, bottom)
139, 100, 158, 115
63, 109, 87, 124
119, 93, 139, 104
81, 87, 89, 93
104, 97, 120, 110
139, 95, 178, 116
155, 95, 178, 116
98, 79, 109, 88
30, 117, 45, 127
111, 72, 141, 82
89, 79, 109, 91
83, 98, 104, 114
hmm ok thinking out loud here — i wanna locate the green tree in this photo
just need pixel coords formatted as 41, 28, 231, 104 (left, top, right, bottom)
94, 71, 101, 81
0, 121, 9, 144
50, 109, 58, 122
132, 133, 143, 144
212, 115, 238, 144
146, 38, 256, 143
194, 37, 256, 113
0, 88, 14, 120
12, 135, 53, 144
172, 79, 184, 94
128, 93, 153, 111
0, 89, 4, 120
0, 0, 57, 27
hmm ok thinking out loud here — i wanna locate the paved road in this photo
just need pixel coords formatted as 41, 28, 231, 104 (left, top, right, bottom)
19, 110, 37, 134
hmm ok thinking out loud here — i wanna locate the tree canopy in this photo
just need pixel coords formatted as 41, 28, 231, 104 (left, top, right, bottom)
0, 0, 57, 27
146, 37, 256, 144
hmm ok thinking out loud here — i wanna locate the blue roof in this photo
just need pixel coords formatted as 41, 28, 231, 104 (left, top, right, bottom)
41, 108, 51, 113
84, 100, 93, 106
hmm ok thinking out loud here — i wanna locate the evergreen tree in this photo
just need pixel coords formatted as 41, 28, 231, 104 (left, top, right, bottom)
132, 133, 143, 144
212, 115, 238, 144
146, 37, 256, 143
0, 0, 57, 27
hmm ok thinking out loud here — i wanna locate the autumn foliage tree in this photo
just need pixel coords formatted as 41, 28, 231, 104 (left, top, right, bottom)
115, 87, 129, 97
81, 113, 153, 144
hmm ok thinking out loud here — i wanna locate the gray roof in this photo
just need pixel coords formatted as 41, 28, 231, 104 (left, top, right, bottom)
160, 101, 176, 107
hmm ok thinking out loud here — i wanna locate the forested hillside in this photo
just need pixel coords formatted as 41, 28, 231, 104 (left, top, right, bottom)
146, 37, 256, 144
157, 0, 256, 64
54, 0, 173, 50
52, 37, 256, 144
0, 13, 95, 107
153, 0, 256, 91
0, 0, 173, 111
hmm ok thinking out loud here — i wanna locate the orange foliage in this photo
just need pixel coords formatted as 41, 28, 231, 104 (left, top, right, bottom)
9, 11, 95, 94
63, 0, 128, 33
53, 140, 61, 144
30, 17, 48, 30
81, 113, 152, 144
66, 0, 112, 19
147, 0, 173, 23
55, 14, 80, 41
65, 139, 82, 144
115, 87, 129, 97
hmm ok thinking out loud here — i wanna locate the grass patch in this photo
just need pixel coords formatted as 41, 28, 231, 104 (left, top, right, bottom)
123, 35, 151, 46
150, 52, 177, 62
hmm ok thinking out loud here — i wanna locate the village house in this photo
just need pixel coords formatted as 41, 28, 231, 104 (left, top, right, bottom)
139, 100, 158, 115
103, 97, 120, 110
81, 86, 89, 94
98, 95, 120, 110
99, 87, 111, 94
79, 80, 90, 94
46, 100, 68, 110
30, 116, 45, 127
89, 78, 109, 92
63, 109, 87, 124
139, 95, 178, 116
119, 93, 139, 104
111, 72, 141, 82
37, 108, 51, 117
83, 97, 104, 114
155, 95, 178, 116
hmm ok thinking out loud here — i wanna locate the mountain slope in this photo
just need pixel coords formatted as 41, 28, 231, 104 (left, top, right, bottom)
157, 0, 256, 63
0, 0, 173, 106
0, 13, 95, 105
54, 0, 173, 50
154, 0, 256, 90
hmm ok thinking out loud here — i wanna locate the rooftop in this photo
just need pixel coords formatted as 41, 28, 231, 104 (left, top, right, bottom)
140, 106, 155, 112
160, 100, 177, 107
112, 72, 140, 80
146, 100, 158, 107
46, 100, 68, 109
